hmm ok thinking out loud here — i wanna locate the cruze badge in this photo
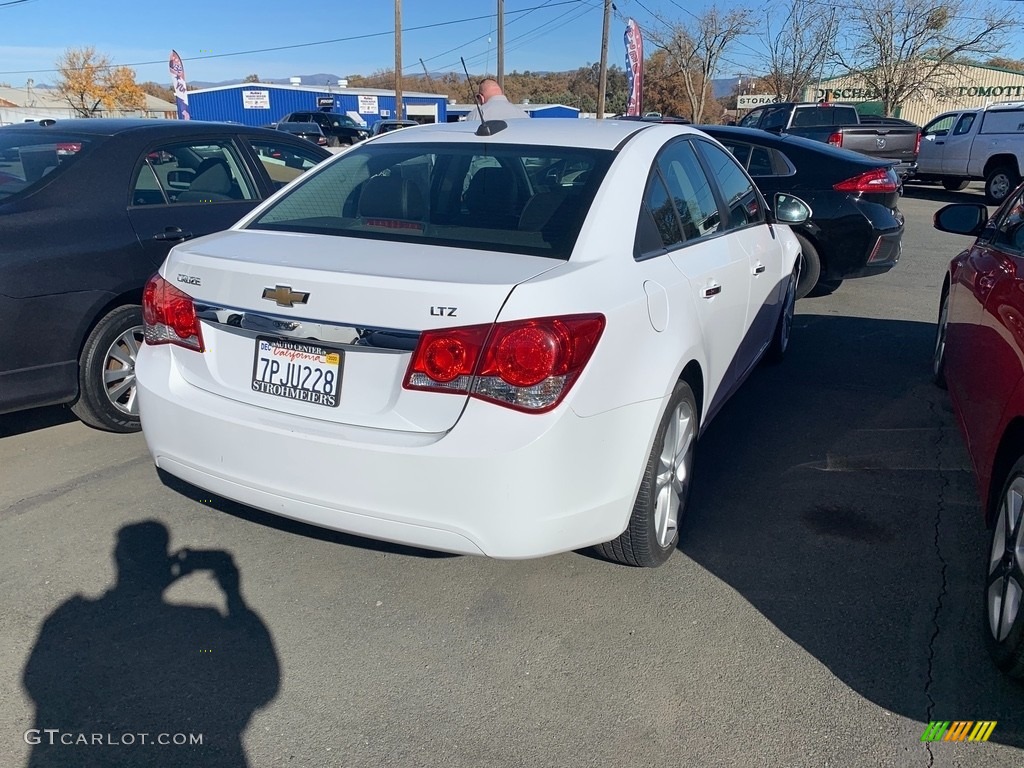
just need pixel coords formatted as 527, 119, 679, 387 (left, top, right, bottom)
262, 285, 310, 308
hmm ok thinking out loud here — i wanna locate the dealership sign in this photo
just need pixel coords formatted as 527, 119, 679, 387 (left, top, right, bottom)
738, 94, 781, 108
358, 95, 379, 115
243, 90, 270, 109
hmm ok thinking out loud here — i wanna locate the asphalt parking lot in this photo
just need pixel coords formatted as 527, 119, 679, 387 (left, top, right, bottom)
1, 181, 1022, 767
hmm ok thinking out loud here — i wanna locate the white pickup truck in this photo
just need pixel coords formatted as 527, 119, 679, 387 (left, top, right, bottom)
915, 102, 1024, 203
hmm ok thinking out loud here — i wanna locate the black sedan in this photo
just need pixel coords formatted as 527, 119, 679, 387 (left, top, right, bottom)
699, 125, 904, 298
0, 119, 330, 432
275, 121, 329, 147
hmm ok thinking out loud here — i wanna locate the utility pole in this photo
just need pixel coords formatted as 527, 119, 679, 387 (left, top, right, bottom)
419, 58, 435, 91
597, 0, 611, 119
395, 0, 403, 120
497, 0, 505, 89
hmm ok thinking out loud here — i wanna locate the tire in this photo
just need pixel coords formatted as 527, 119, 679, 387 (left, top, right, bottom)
932, 289, 949, 389
764, 262, 798, 365
794, 233, 821, 300
984, 457, 1024, 679
942, 177, 970, 191
70, 306, 144, 433
595, 380, 699, 567
327, 135, 340, 148
985, 165, 1020, 205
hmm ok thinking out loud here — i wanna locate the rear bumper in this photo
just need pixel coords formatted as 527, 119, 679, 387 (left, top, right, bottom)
137, 346, 661, 559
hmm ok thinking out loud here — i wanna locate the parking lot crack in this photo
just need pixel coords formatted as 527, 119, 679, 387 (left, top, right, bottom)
923, 397, 950, 768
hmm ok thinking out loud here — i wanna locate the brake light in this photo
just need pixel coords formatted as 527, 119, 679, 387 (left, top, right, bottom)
833, 167, 899, 193
914, 130, 921, 156
827, 132, 843, 148
404, 314, 605, 412
142, 274, 204, 351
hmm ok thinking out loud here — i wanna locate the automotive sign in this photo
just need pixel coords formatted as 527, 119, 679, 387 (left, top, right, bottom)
358, 95, 379, 115
243, 90, 270, 110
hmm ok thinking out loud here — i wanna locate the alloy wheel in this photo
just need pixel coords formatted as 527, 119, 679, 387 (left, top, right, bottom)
933, 294, 949, 379
654, 398, 696, 548
102, 325, 144, 416
988, 476, 1024, 643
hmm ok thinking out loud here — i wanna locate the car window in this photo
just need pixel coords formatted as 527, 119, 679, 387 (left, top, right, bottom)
953, 114, 976, 136
923, 114, 956, 137
656, 139, 721, 242
696, 140, 764, 229
247, 142, 613, 260
991, 188, 1024, 254
250, 140, 327, 190
760, 108, 789, 131
131, 140, 257, 206
738, 108, 765, 129
0, 133, 90, 201
637, 172, 683, 253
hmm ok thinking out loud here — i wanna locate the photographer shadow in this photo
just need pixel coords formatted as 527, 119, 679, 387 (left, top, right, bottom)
22, 520, 279, 767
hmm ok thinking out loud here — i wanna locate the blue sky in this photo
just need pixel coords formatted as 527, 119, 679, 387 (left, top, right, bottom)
0, 0, 762, 87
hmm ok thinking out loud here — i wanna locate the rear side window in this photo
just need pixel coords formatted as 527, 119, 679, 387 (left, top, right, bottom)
0, 133, 90, 201
696, 140, 764, 230
247, 142, 613, 260
250, 140, 326, 190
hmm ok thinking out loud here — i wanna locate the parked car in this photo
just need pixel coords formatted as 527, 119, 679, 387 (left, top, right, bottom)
932, 186, 1024, 679
278, 111, 369, 146
912, 103, 1024, 203
275, 121, 328, 147
0, 119, 330, 432
738, 101, 920, 179
369, 119, 419, 137
136, 118, 810, 567
699, 125, 904, 298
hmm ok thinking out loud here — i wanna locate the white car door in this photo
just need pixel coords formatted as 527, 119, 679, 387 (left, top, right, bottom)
918, 112, 958, 175
644, 138, 751, 410
940, 112, 978, 176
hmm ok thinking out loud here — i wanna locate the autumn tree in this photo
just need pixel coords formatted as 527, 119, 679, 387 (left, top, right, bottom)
139, 81, 174, 103
833, 0, 1019, 115
54, 46, 145, 117
644, 5, 753, 123
243, 73, 260, 83
983, 57, 1024, 73
757, 0, 839, 101
643, 51, 694, 118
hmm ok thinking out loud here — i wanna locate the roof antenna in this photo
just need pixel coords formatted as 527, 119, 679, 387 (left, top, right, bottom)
460, 57, 504, 136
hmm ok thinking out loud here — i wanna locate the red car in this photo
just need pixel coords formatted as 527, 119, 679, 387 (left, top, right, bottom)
933, 189, 1024, 679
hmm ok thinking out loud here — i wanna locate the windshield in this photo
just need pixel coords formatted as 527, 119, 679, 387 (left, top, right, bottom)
0, 132, 91, 200
247, 141, 614, 260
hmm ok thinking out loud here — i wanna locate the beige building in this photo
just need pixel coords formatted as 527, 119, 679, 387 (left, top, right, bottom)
0, 85, 176, 125
802, 62, 1024, 126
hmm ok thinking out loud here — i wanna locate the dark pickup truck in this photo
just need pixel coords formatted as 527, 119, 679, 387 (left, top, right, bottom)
738, 102, 920, 178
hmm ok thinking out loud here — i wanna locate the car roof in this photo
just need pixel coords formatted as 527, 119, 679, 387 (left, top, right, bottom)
370, 117, 679, 150
0, 118, 276, 137
699, 123, 892, 167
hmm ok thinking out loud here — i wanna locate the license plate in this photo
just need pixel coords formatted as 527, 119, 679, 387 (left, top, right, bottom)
251, 336, 343, 408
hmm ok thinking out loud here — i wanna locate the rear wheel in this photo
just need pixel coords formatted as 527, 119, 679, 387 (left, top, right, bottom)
985, 458, 1024, 679
985, 166, 1020, 205
595, 381, 698, 568
70, 306, 144, 433
942, 177, 970, 191
327, 135, 340, 148
932, 289, 949, 389
794, 233, 821, 300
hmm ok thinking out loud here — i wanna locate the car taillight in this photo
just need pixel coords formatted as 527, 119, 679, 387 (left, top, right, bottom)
142, 274, 204, 351
404, 314, 605, 413
914, 130, 921, 156
318, 136, 328, 145
833, 167, 899, 194
827, 132, 843, 148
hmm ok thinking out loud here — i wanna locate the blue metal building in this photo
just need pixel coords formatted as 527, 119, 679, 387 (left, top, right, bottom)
445, 101, 580, 121
186, 83, 449, 128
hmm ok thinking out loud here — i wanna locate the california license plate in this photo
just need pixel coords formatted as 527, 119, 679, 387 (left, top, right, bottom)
251, 336, 343, 408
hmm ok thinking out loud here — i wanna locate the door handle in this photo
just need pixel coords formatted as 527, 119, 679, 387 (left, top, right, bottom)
978, 274, 996, 291
753, 262, 766, 275
152, 227, 193, 242
701, 283, 722, 298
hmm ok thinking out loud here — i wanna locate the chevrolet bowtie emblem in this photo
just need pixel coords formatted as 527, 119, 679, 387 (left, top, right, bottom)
262, 285, 309, 308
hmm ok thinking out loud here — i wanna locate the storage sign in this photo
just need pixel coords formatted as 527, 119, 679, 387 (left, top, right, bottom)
738, 94, 782, 108
243, 90, 270, 109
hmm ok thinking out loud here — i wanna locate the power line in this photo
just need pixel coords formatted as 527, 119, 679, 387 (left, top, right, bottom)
0, 0, 587, 76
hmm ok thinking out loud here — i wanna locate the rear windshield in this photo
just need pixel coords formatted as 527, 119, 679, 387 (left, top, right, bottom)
0, 132, 91, 200
247, 141, 614, 260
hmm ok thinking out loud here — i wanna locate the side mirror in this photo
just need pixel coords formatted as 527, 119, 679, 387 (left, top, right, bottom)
933, 203, 988, 236
772, 193, 811, 225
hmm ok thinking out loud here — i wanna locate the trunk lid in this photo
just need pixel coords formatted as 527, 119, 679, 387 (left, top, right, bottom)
162, 229, 560, 433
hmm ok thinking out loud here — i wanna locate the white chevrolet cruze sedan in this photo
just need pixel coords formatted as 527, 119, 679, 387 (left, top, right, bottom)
137, 118, 808, 567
